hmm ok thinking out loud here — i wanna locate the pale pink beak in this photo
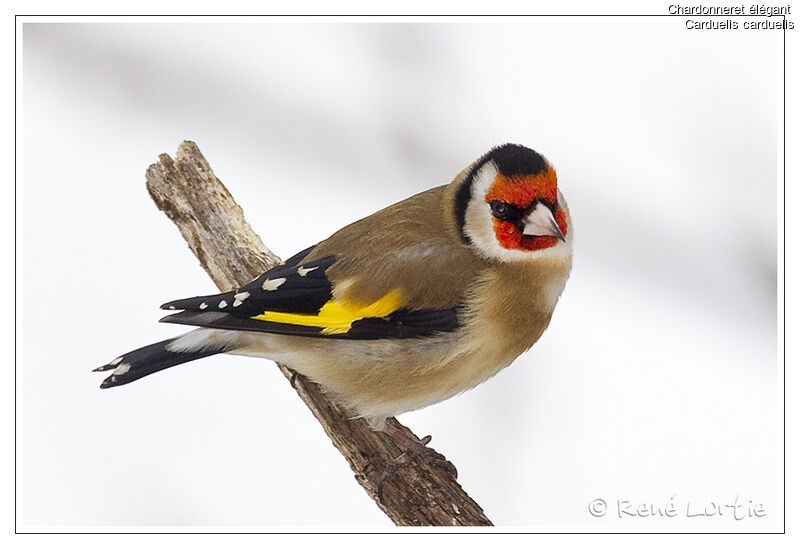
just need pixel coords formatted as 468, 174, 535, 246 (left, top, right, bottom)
522, 203, 565, 241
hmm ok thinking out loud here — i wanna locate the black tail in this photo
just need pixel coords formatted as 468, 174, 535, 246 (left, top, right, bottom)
94, 337, 223, 389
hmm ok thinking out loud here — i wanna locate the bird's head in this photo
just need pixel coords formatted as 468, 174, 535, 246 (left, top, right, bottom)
453, 144, 571, 262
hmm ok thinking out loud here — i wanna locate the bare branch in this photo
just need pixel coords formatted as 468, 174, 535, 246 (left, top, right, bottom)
144, 141, 492, 527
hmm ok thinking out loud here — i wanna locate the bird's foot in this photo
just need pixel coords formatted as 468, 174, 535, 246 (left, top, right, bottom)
376, 419, 458, 502
289, 369, 302, 389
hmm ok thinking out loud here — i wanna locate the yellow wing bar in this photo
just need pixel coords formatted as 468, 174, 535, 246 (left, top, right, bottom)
251, 289, 404, 335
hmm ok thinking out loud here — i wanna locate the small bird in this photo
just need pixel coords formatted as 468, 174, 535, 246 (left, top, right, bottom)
96, 144, 572, 443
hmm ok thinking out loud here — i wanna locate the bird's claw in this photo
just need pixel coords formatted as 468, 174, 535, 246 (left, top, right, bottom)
376, 425, 458, 503
289, 369, 301, 389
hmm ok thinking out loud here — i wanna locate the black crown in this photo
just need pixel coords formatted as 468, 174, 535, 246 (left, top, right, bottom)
488, 143, 547, 176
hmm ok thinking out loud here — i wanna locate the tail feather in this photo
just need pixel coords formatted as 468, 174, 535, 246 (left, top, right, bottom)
96, 337, 224, 389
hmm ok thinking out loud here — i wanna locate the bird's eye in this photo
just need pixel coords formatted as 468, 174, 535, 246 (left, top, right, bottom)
490, 200, 514, 220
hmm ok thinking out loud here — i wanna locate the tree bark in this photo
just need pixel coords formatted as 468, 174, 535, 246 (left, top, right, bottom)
144, 141, 492, 527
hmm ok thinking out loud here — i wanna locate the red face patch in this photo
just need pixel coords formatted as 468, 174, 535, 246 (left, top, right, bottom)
486, 167, 568, 251
485, 166, 558, 207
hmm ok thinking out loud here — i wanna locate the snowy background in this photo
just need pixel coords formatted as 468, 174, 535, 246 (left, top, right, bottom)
20, 20, 780, 530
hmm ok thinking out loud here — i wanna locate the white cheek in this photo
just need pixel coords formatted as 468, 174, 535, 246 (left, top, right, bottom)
464, 160, 509, 259
463, 199, 509, 260
470, 161, 498, 197
462, 160, 526, 261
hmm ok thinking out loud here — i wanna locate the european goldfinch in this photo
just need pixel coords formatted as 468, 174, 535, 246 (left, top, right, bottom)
96, 144, 572, 433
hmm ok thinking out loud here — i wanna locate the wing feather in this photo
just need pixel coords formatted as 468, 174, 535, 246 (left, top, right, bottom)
159, 248, 460, 340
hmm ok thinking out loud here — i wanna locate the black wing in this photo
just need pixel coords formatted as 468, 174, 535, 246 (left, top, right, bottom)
159, 246, 460, 340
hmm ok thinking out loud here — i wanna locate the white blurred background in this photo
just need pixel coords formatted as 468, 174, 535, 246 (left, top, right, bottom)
20, 20, 780, 530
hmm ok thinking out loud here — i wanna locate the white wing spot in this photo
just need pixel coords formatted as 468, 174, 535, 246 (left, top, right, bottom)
218, 300, 228, 308
199, 302, 208, 309
234, 291, 250, 302
109, 356, 123, 366
232, 299, 242, 307
297, 266, 318, 277
113, 363, 131, 376
262, 277, 286, 291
